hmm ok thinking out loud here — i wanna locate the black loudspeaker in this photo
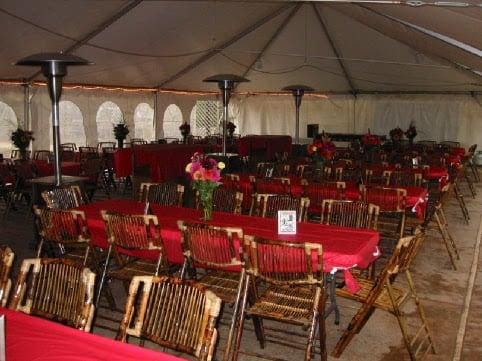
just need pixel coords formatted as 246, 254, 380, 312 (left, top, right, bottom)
307, 124, 319, 138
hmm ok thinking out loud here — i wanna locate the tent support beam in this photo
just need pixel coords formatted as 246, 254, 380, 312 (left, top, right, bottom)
26, 0, 144, 82
234, 3, 302, 91
156, 3, 294, 88
330, 4, 482, 84
312, 3, 357, 95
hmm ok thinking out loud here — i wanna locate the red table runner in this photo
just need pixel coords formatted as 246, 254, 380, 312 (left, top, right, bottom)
78, 200, 380, 292
1, 308, 186, 361
114, 148, 133, 177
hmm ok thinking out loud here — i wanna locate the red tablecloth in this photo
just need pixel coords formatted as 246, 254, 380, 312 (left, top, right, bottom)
114, 148, 133, 177
1, 308, 186, 361
78, 200, 380, 293
451, 147, 466, 157
33, 160, 81, 177
133, 144, 208, 182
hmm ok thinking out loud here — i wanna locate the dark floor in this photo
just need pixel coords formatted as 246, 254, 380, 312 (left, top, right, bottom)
0, 178, 481, 361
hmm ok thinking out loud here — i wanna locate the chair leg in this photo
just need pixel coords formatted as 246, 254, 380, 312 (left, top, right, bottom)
332, 303, 375, 357
438, 207, 460, 260
222, 270, 246, 361
232, 274, 251, 361
95, 245, 112, 307
470, 163, 479, 182
317, 290, 327, 361
453, 184, 470, 223
434, 211, 457, 270
464, 171, 476, 198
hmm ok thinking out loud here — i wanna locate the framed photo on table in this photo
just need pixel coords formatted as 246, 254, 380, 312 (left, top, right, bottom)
278, 210, 297, 235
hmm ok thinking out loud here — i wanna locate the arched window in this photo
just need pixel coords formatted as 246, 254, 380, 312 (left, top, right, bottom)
162, 104, 182, 139
0, 102, 18, 157
96, 101, 124, 143
134, 103, 154, 141
49, 101, 86, 148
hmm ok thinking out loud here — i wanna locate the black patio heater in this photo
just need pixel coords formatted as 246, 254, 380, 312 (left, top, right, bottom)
282, 85, 314, 145
16, 53, 90, 186
203, 74, 249, 156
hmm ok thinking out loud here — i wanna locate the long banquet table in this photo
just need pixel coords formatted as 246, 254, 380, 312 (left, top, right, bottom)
1, 308, 187, 361
78, 199, 380, 292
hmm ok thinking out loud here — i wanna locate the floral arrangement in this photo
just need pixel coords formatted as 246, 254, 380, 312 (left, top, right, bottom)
307, 134, 335, 168
11, 128, 34, 150
179, 122, 191, 136
361, 132, 381, 146
389, 127, 404, 141
405, 122, 417, 141
185, 152, 225, 220
113, 122, 129, 140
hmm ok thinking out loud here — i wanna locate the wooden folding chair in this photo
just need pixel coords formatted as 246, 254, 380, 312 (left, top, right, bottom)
178, 221, 245, 361
333, 230, 435, 361
117, 276, 222, 361
320, 200, 379, 230
211, 187, 243, 214
138, 182, 184, 206
34, 206, 92, 265
41, 185, 87, 209
0, 245, 14, 307
251, 193, 309, 222
233, 236, 327, 361
96, 212, 169, 307
9, 258, 96, 332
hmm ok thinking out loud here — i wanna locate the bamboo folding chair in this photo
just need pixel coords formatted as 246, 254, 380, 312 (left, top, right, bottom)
33, 150, 52, 161
251, 193, 310, 222
362, 186, 407, 239
117, 276, 222, 361
138, 182, 184, 206
255, 177, 291, 195
233, 236, 327, 361
96, 212, 169, 307
178, 221, 245, 361
390, 171, 423, 187
305, 181, 346, 220
41, 184, 87, 209
448, 165, 470, 223
34, 207, 92, 265
320, 200, 379, 230
0, 245, 14, 307
333, 230, 435, 361
211, 187, 243, 214
9, 258, 96, 332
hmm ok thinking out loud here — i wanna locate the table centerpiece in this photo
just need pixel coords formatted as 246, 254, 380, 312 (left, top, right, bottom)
11, 127, 34, 159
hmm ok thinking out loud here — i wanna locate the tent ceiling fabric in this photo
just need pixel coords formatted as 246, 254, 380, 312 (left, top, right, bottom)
0, 0, 480, 93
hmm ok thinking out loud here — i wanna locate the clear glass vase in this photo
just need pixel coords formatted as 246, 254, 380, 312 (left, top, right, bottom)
199, 190, 214, 221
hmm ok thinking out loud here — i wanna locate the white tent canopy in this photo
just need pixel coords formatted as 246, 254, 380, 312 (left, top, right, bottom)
0, 0, 480, 152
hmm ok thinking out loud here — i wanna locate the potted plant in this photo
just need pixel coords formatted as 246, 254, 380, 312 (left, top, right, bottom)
179, 122, 190, 144
389, 127, 404, 143
307, 133, 335, 171
226, 121, 236, 138
113, 121, 129, 148
405, 122, 417, 145
361, 130, 381, 163
11, 128, 34, 160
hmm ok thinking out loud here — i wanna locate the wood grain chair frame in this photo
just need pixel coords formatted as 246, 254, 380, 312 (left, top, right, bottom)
33, 150, 52, 161
252, 194, 310, 222
34, 206, 92, 265
255, 177, 291, 195
306, 182, 346, 214
390, 171, 423, 187
212, 187, 243, 214
138, 182, 184, 206
320, 200, 379, 230
96, 211, 169, 307
178, 221, 245, 361
362, 186, 407, 238
117, 276, 222, 361
233, 236, 326, 361
60, 143, 77, 151
41, 185, 87, 209
0, 246, 14, 307
9, 258, 96, 332
333, 229, 435, 360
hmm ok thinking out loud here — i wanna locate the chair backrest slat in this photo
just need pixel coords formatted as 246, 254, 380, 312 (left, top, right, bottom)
320, 200, 379, 230
139, 182, 184, 207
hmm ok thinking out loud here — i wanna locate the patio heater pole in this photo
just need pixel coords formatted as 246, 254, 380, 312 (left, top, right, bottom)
16, 53, 90, 186
203, 74, 249, 156
282, 85, 314, 144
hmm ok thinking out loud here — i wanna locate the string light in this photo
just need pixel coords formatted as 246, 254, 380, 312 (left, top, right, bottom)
0, 79, 329, 98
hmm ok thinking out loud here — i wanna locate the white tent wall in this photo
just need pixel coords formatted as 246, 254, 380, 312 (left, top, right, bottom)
0, 84, 480, 154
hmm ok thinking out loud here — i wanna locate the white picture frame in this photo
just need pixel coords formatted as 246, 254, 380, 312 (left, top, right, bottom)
278, 210, 297, 235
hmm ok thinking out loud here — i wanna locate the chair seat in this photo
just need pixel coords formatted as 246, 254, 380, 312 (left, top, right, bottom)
109, 259, 168, 280
246, 285, 316, 326
336, 277, 408, 311
199, 271, 240, 303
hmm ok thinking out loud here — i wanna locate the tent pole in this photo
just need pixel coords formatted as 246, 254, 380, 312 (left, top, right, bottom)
311, 4, 357, 95
234, 3, 302, 91
157, 3, 293, 88
153, 90, 158, 140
